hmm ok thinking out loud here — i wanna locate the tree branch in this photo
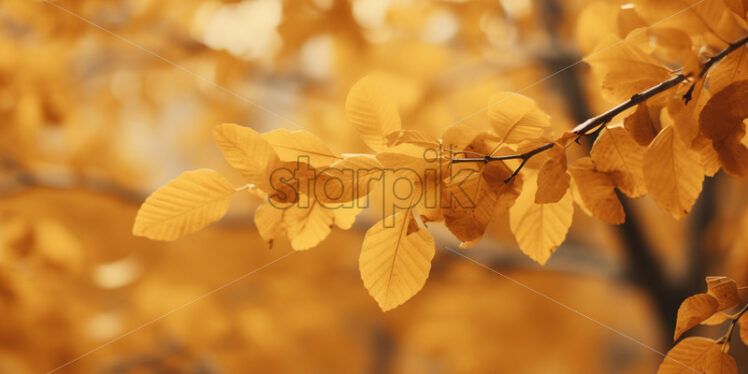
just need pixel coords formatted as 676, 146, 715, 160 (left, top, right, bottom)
451, 34, 748, 181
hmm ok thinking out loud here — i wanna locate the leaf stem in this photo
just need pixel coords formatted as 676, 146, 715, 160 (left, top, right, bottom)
719, 303, 748, 345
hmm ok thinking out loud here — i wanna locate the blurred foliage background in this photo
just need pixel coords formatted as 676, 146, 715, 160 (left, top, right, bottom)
1, 0, 747, 373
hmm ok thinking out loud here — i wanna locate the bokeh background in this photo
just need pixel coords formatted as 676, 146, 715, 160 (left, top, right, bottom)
1, 0, 747, 373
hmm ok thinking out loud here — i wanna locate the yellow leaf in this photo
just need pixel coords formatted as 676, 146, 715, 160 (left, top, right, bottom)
709, 45, 748, 94
284, 199, 334, 251
699, 80, 748, 176
623, 103, 657, 145
586, 34, 671, 103
359, 210, 435, 311
674, 293, 719, 341
386, 129, 440, 148
254, 202, 286, 248
213, 123, 279, 191
535, 143, 570, 204
261, 128, 340, 169
705, 345, 738, 374
509, 174, 574, 265
657, 337, 720, 374
487, 92, 550, 144
643, 126, 704, 220
722, 0, 748, 17
346, 75, 402, 152
444, 161, 522, 247
740, 314, 748, 345
591, 126, 647, 197
332, 204, 362, 230
133, 170, 236, 241
706, 276, 740, 311
315, 155, 383, 205
569, 157, 625, 225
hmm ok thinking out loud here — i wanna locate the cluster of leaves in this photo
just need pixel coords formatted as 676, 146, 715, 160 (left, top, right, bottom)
659, 276, 747, 374
134, 0, 748, 313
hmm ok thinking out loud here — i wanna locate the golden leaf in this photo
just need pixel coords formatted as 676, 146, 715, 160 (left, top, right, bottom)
705, 345, 738, 374
346, 75, 402, 152
535, 143, 570, 204
359, 210, 435, 311
509, 174, 574, 265
706, 276, 740, 311
213, 123, 280, 191
284, 199, 334, 251
591, 126, 647, 197
623, 103, 657, 145
643, 126, 704, 220
699, 80, 748, 176
709, 46, 748, 94
261, 128, 340, 169
568, 157, 625, 225
585, 34, 672, 103
254, 202, 286, 248
315, 155, 383, 205
657, 337, 719, 374
673, 293, 719, 341
444, 161, 522, 247
133, 170, 236, 241
487, 92, 551, 144
740, 314, 748, 345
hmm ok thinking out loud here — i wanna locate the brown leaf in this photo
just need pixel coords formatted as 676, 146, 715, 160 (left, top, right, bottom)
706, 276, 740, 311
699, 80, 748, 176
624, 103, 657, 145
535, 143, 570, 204
673, 293, 719, 341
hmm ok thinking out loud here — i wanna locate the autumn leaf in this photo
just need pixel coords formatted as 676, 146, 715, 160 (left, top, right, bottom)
643, 126, 704, 220
510, 174, 574, 265
213, 123, 280, 191
346, 75, 402, 152
706, 276, 740, 311
487, 92, 551, 144
585, 34, 672, 103
261, 128, 340, 169
443, 161, 522, 247
359, 210, 435, 311
740, 314, 748, 345
623, 103, 657, 145
315, 155, 383, 205
709, 45, 748, 94
568, 157, 625, 225
284, 199, 334, 251
254, 202, 286, 248
535, 143, 570, 204
673, 293, 719, 341
657, 337, 720, 374
699, 80, 748, 176
590, 126, 647, 198
133, 170, 236, 241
